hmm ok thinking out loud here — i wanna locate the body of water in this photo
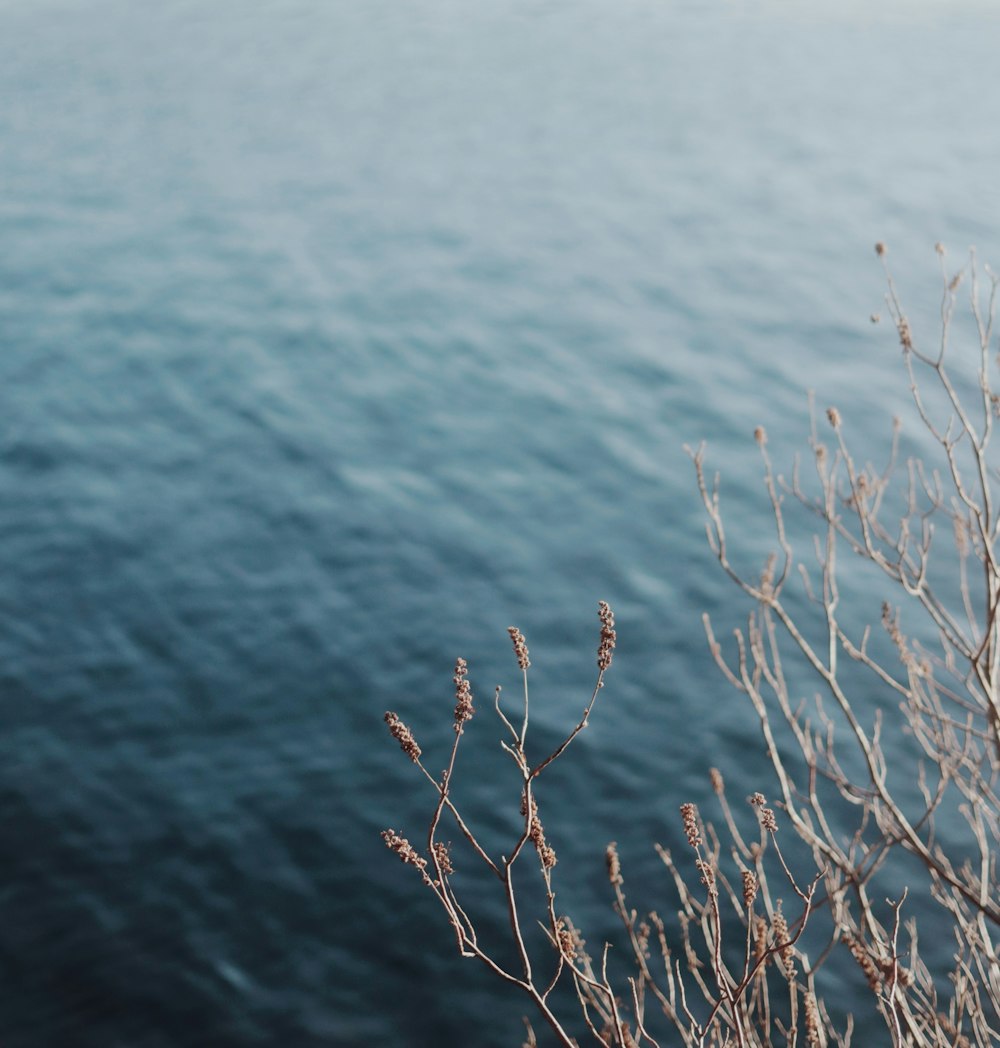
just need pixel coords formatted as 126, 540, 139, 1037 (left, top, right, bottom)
1, 2, 998, 1045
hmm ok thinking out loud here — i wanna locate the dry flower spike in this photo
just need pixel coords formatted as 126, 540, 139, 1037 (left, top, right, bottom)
508, 626, 531, 669
452, 657, 474, 732
384, 710, 421, 762
597, 600, 616, 671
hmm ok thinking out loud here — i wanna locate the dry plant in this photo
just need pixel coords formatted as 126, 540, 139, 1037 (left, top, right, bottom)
383, 245, 1000, 1046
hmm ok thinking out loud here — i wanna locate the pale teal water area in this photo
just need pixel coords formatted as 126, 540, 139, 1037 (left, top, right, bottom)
1, 2, 999, 1045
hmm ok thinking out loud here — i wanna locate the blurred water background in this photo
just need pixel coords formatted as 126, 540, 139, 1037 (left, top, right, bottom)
2, 1, 999, 1045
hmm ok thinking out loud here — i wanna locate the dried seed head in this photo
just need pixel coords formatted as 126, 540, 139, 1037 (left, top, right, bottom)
696, 858, 718, 896
555, 918, 577, 960
826, 406, 841, 429
804, 992, 821, 1046
453, 658, 474, 732
771, 907, 787, 943
382, 829, 427, 871
897, 316, 913, 350
606, 841, 623, 886
882, 959, 913, 988
881, 603, 912, 666
560, 918, 588, 965
870, 312, 881, 324
709, 767, 724, 795
843, 933, 881, 992
597, 600, 616, 671
384, 711, 422, 762
772, 907, 795, 976
507, 626, 530, 670
875, 241, 887, 257
529, 802, 557, 869
760, 807, 778, 833
935, 241, 945, 256
753, 915, 769, 964
754, 426, 767, 446
680, 803, 702, 849
431, 841, 454, 876
742, 870, 759, 909
749, 792, 766, 809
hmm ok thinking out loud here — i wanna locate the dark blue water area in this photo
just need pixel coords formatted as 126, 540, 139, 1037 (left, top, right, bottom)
1, 1, 999, 1044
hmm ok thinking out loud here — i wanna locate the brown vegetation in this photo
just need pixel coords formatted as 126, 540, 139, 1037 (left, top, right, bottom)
383, 247, 1000, 1046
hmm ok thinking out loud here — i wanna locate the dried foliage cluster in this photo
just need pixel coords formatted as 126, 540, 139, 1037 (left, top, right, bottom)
383, 248, 1000, 1046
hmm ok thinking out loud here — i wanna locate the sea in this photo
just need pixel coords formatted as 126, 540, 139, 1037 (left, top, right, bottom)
1, 1, 999, 1045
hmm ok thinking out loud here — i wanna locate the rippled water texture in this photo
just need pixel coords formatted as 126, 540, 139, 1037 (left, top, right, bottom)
1, 1, 999, 1044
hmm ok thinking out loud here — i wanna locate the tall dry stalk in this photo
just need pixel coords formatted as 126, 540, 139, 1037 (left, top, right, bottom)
382, 246, 999, 1046
383, 607, 621, 1046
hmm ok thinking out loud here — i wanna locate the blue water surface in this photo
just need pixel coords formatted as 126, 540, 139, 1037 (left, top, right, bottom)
1, 1, 999, 1045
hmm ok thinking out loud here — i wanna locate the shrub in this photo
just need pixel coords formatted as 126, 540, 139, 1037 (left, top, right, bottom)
383, 246, 1000, 1047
